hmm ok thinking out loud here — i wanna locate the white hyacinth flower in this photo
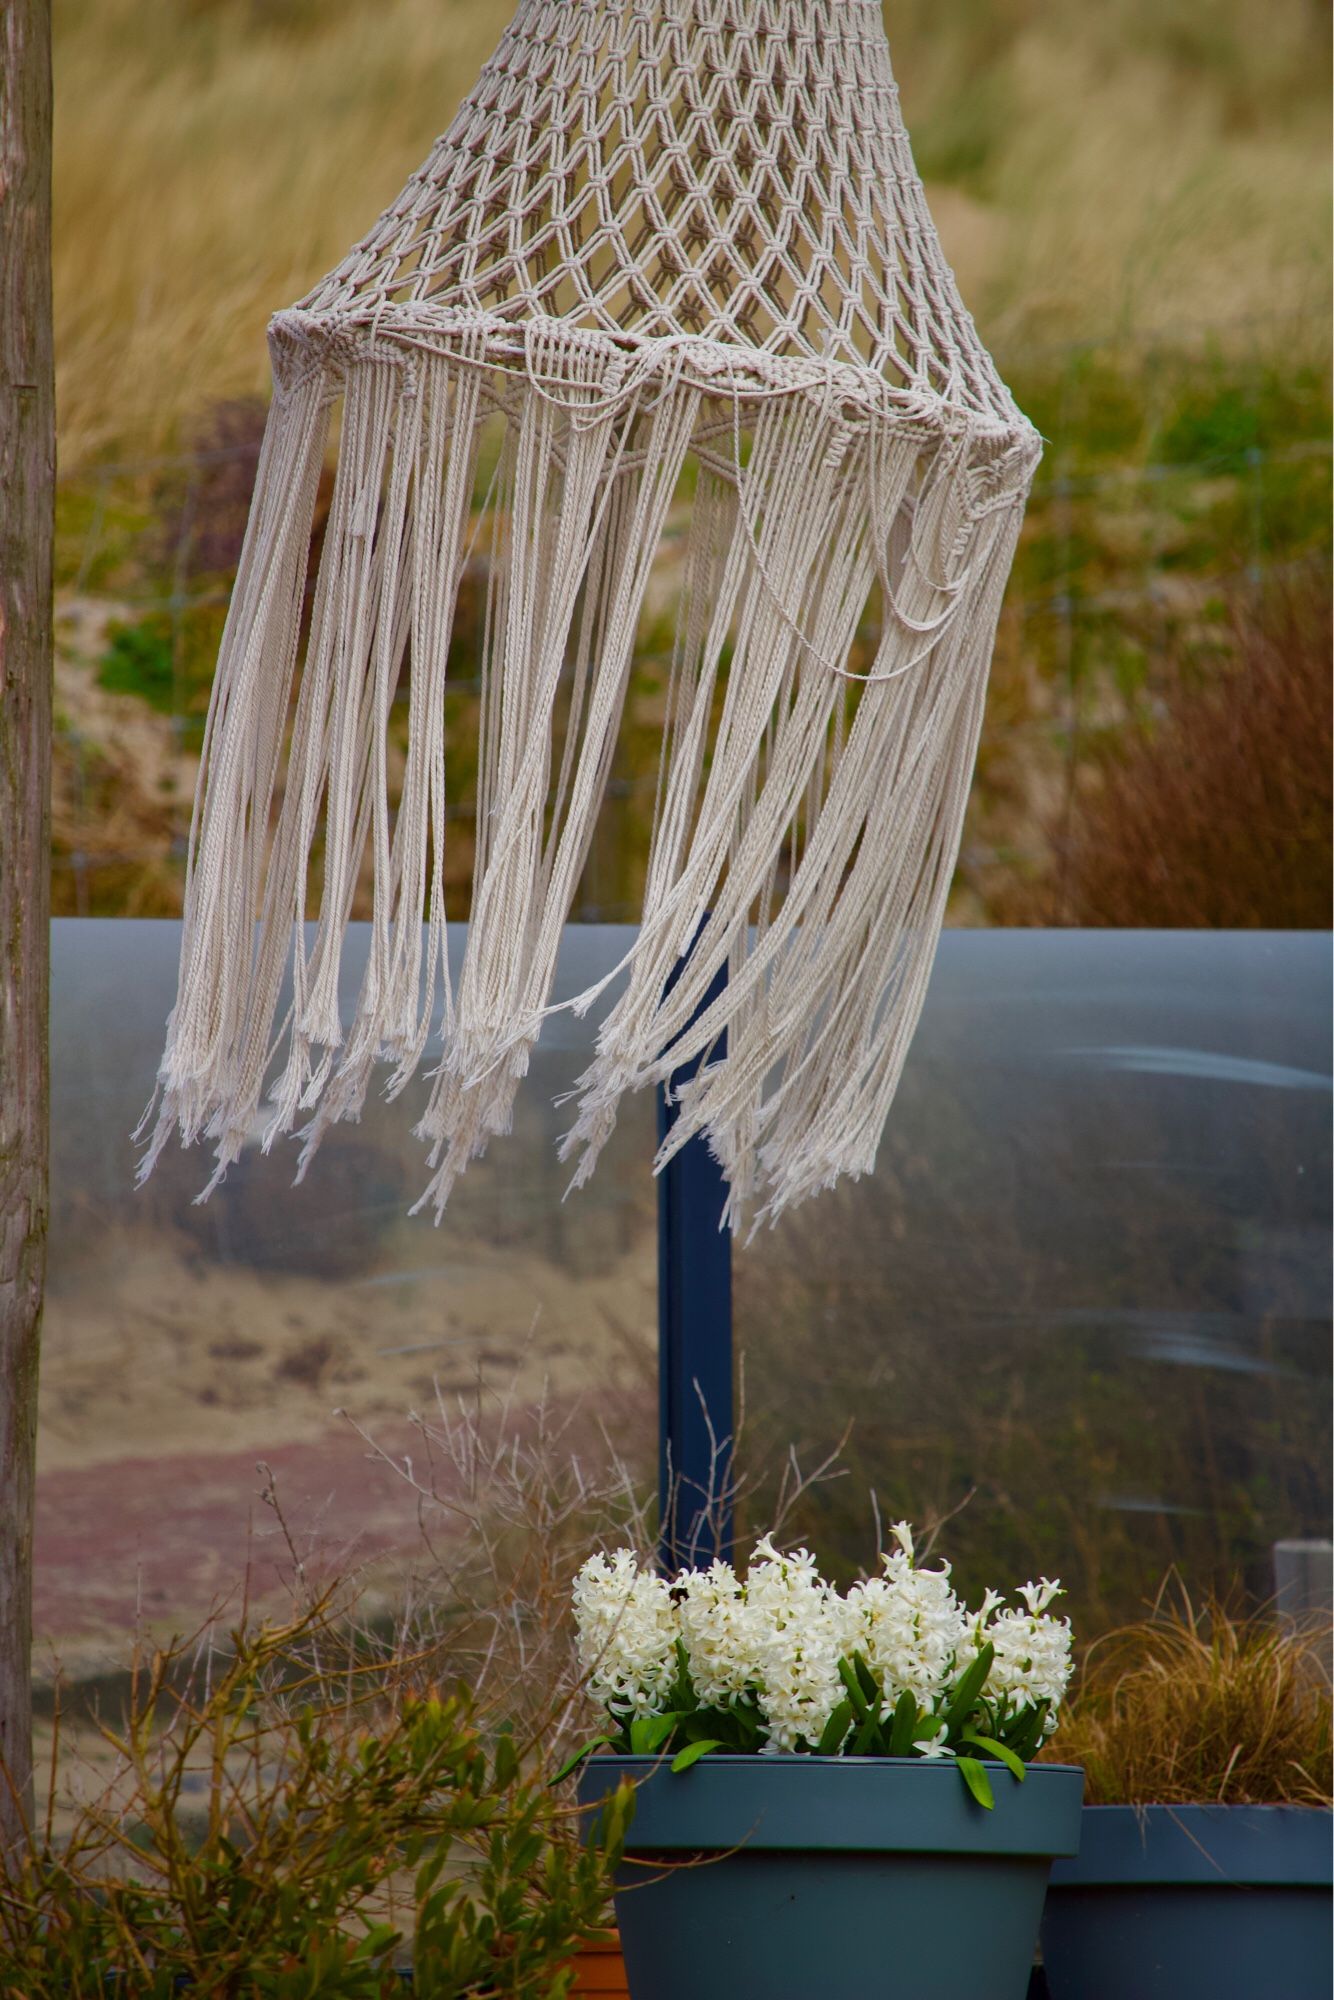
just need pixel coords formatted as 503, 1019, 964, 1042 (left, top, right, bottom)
914, 1728, 955, 1761
570, 1535, 1075, 1759
954, 1587, 1005, 1671
675, 1560, 755, 1707
845, 1526, 969, 1713
742, 1537, 849, 1753
974, 1578, 1074, 1732
572, 1550, 678, 1720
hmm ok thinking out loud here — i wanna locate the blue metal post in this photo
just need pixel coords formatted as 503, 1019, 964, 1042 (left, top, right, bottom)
657, 947, 733, 1572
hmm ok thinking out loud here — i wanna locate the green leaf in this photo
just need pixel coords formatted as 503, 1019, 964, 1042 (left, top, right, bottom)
668, 1639, 696, 1710
962, 1735, 1026, 1783
414, 1848, 454, 1901
629, 1712, 678, 1756
352, 1922, 401, 1961
1006, 1702, 1050, 1763
670, 1738, 722, 1773
493, 1729, 519, 1787
837, 1657, 871, 1721
888, 1690, 920, 1758
730, 1701, 763, 1748
852, 1652, 880, 1705
852, 1713, 883, 1756
596, 1779, 636, 1853
548, 1736, 615, 1786
816, 1700, 855, 1757
957, 1756, 995, 1811
942, 1643, 995, 1741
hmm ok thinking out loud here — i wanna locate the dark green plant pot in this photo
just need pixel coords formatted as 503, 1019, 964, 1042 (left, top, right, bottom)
1040, 1804, 1333, 2000
577, 1754, 1084, 2000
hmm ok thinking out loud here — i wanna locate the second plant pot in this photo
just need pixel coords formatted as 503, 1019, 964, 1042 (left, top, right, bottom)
1039, 1803, 1333, 2000
578, 1753, 1084, 2000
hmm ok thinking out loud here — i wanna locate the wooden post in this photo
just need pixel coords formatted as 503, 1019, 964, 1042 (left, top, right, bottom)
0, 0, 54, 1858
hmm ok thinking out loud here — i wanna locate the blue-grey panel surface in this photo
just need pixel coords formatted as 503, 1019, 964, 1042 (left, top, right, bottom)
43, 924, 1331, 1649
733, 930, 1331, 1630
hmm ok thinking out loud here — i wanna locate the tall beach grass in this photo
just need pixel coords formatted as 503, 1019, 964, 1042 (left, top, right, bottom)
53, 0, 1332, 470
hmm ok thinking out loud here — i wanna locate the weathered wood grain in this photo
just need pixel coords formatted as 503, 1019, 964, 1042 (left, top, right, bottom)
0, 0, 54, 1860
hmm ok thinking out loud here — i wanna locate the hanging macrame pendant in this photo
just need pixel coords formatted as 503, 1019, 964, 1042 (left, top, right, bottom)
141, 0, 1040, 1229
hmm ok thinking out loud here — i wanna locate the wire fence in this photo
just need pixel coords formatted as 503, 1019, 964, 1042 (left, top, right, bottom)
52, 317, 1332, 921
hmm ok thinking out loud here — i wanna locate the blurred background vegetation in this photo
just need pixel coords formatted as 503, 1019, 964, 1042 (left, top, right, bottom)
51, 0, 1331, 922
37, 4, 1332, 1675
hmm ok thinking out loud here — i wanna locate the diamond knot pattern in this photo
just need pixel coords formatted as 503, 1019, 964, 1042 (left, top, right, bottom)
145, 0, 1042, 1231
303, 0, 1017, 421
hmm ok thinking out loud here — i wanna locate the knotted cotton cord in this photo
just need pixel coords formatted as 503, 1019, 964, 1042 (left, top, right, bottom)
139, 0, 1041, 1230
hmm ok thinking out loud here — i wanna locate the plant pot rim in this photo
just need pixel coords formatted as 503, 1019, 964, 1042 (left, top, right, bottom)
577, 1751, 1084, 1858
1048, 1801, 1333, 1889
586, 1752, 1085, 1765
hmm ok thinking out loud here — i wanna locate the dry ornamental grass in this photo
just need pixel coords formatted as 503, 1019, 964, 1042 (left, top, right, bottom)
1045, 1579, 1334, 1807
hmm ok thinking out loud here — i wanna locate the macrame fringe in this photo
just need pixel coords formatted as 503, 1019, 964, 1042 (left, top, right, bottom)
138, 315, 1037, 1230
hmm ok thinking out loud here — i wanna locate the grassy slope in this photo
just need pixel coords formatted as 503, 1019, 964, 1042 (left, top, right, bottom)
48, 0, 1332, 922
53, 0, 1330, 468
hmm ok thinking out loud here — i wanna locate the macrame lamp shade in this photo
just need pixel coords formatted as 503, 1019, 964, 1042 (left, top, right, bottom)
141, 0, 1040, 1229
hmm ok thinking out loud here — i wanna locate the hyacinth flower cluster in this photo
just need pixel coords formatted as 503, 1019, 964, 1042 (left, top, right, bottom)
569, 1527, 1074, 1810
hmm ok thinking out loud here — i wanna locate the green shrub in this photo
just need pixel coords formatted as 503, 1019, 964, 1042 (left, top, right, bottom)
97, 618, 175, 712
0, 1606, 631, 1999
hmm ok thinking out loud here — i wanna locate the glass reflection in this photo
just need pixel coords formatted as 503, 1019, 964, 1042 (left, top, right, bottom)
38, 923, 1331, 1661
39, 921, 657, 1660
734, 931, 1332, 1636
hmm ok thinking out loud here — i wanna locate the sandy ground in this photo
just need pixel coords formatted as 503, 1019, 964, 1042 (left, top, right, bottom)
35, 1223, 656, 1677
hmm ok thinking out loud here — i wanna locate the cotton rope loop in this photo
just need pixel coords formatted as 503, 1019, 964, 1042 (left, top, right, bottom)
139, 0, 1041, 1232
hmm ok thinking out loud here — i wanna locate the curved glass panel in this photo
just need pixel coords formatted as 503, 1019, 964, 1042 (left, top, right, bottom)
39, 920, 656, 1662
735, 931, 1332, 1635
39, 924, 1331, 1661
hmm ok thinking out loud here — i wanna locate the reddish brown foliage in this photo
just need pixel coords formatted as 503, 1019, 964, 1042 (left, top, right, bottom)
1032, 568, 1331, 927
